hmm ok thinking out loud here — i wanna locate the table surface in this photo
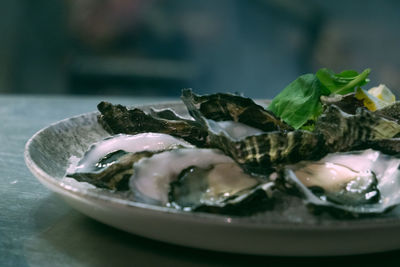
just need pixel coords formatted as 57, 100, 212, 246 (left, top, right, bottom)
1, 94, 400, 266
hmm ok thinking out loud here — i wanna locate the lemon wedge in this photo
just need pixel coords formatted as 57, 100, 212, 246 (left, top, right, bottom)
355, 87, 391, 111
368, 84, 396, 103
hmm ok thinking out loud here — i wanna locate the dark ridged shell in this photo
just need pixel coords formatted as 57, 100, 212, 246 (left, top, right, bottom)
315, 105, 400, 152
375, 101, 400, 123
181, 89, 292, 132
97, 101, 208, 146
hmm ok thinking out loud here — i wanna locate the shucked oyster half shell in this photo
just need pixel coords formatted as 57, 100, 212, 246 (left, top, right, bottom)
97, 101, 208, 146
281, 149, 400, 216
130, 148, 274, 215
180, 89, 292, 132
66, 133, 193, 190
168, 163, 275, 215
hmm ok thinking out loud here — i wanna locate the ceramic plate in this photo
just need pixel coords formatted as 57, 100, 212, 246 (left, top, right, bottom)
25, 102, 400, 256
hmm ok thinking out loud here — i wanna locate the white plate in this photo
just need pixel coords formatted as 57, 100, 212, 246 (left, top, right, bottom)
24, 102, 400, 256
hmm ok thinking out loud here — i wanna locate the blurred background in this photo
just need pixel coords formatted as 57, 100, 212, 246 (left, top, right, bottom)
0, 0, 399, 98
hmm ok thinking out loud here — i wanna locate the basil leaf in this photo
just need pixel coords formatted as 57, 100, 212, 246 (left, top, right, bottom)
316, 68, 371, 95
268, 74, 324, 129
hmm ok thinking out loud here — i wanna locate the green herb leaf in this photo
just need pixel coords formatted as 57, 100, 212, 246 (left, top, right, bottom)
268, 74, 324, 129
316, 68, 371, 95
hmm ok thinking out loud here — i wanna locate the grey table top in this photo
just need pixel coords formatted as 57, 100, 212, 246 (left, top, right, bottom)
1, 94, 400, 266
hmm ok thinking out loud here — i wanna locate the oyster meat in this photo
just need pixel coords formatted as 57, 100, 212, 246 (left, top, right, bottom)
67, 133, 193, 190
130, 148, 274, 214
169, 163, 274, 215
282, 149, 400, 215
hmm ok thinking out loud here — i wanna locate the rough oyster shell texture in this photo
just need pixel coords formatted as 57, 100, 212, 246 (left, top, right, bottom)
97, 101, 208, 147
75, 89, 400, 217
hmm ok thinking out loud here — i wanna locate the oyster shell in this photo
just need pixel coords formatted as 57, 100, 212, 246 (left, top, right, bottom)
97, 101, 208, 146
320, 93, 364, 114
67, 150, 154, 190
67, 133, 193, 190
131, 148, 237, 204
149, 107, 190, 121
206, 120, 265, 141
282, 149, 400, 215
181, 89, 292, 132
354, 138, 400, 155
130, 148, 274, 214
169, 163, 274, 215
375, 101, 400, 123
206, 130, 326, 174
315, 105, 400, 152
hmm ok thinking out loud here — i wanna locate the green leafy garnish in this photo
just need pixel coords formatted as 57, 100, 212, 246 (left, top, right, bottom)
316, 68, 370, 95
268, 68, 371, 129
268, 74, 327, 129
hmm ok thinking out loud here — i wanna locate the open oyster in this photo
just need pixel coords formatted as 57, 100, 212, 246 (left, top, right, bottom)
169, 163, 274, 215
97, 101, 208, 146
67, 133, 193, 190
315, 105, 400, 152
281, 149, 400, 215
130, 148, 274, 214
375, 101, 400, 123
180, 89, 292, 132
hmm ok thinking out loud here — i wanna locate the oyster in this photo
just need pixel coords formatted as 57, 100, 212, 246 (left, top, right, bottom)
169, 163, 274, 215
206, 120, 265, 141
282, 149, 400, 215
151, 104, 266, 141
181, 89, 292, 132
67, 150, 153, 191
149, 107, 190, 121
206, 130, 326, 174
97, 101, 208, 146
315, 105, 400, 152
131, 148, 236, 204
375, 101, 400, 123
67, 133, 193, 190
130, 148, 274, 214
